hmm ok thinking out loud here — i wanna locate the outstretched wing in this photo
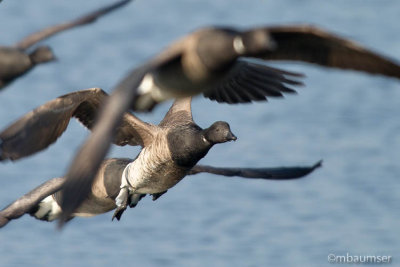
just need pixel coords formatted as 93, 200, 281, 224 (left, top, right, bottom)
0, 87, 153, 161
0, 177, 64, 228
257, 25, 400, 79
159, 97, 194, 127
188, 160, 322, 180
15, 0, 131, 50
203, 60, 303, 104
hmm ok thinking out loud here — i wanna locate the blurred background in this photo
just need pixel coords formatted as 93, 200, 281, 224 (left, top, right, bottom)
0, 0, 399, 266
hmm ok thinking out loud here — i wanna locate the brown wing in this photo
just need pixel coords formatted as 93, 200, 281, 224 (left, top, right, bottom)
159, 97, 194, 127
0, 177, 64, 228
188, 160, 322, 180
203, 60, 303, 104
258, 25, 400, 79
15, 0, 132, 50
0, 87, 152, 161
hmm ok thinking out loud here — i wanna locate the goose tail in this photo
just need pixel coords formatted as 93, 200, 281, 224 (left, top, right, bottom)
29, 195, 62, 221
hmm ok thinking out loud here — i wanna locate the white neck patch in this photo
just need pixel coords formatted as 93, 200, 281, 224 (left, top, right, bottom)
233, 36, 246, 54
138, 73, 155, 95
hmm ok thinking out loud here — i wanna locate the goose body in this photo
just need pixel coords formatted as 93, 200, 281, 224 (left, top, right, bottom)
0, 47, 33, 79
31, 158, 129, 221
123, 134, 191, 195
0, 46, 55, 88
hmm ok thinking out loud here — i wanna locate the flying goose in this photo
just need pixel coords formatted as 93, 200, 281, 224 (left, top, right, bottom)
0, 159, 321, 228
0, 87, 321, 227
118, 25, 400, 112
0, 0, 131, 90
58, 24, 400, 226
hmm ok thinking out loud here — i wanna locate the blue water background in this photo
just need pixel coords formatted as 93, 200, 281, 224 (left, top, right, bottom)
0, 0, 399, 266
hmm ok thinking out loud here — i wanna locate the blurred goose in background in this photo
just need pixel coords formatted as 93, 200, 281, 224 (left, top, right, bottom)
59, 24, 400, 227
0, 0, 131, 90
120, 25, 400, 112
0, 88, 321, 227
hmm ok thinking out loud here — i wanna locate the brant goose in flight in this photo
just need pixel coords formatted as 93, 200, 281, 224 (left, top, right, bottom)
0, 88, 321, 227
59, 24, 400, 226
0, 0, 131, 90
0, 159, 321, 227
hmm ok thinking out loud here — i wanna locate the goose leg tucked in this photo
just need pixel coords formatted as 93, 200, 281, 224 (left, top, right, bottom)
129, 193, 146, 208
112, 191, 146, 221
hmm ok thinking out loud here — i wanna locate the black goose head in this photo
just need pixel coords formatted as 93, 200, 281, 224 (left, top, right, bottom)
194, 27, 275, 72
195, 27, 242, 72
237, 28, 276, 56
29, 46, 56, 64
203, 121, 237, 144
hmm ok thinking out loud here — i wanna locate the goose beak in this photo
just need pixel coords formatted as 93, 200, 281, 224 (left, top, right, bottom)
227, 132, 237, 141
